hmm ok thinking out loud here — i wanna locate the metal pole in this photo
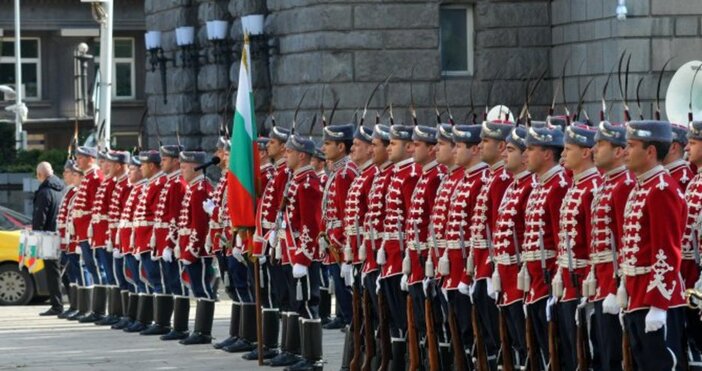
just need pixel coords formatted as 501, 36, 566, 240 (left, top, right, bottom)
13, 0, 24, 150
98, 0, 113, 150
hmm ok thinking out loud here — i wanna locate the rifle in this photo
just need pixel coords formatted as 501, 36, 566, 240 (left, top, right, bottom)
487, 226, 514, 371
424, 223, 440, 371
349, 217, 363, 371
515, 230, 539, 371
539, 230, 559, 371
370, 225, 391, 371
610, 230, 633, 371
445, 223, 469, 370
405, 221, 420, 370
361, 287, 375, 371
565, 235, 589, 371
271, 173, 293, 264
462, 223, 488, 371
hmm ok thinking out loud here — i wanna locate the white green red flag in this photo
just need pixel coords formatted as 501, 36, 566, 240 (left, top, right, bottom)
227, 36, 260, 228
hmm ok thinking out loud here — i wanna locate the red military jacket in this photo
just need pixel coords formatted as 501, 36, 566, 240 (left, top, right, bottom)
407, 161, 445, 284
555, 167, 600, 302
71, 166, 104, 243
493, 171, 537, 306
117, 179, 147, 255
522, 165, 570, 304
622, 165, 687, 311
178, 175, 214, 263
321, 157, 358, 265
362, 162, 393, 274
57, 186, 78, 252
89, 176, 116, 248
253, 159, 289, 256
207, 176, 228, 254
469, 161, 512, 281
380, 158, 421, 278
429, 165, 464, 276
283, 165, 322, 267
682, 171, 702, 289
666, 159, 694, 191
133, 171, 167, 254
343, 160, 378, 264
153, 171, 187, 257
107, 174, 131, 249
442, 162, 489, 289
590, 166, 635, 301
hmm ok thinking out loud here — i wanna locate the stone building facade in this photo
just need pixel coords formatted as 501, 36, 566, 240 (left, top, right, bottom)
144, 0, 702, 150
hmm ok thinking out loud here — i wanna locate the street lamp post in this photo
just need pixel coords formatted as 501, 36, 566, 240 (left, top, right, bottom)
13, 0, 25, 150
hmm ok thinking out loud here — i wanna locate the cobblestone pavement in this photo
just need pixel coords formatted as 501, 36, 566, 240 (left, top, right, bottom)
0, 301, 344, 370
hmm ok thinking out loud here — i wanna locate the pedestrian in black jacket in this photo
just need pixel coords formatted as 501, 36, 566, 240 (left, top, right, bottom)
33, 161, 65, 315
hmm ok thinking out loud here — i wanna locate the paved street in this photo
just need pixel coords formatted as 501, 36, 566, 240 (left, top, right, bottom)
0, 301, 344, 370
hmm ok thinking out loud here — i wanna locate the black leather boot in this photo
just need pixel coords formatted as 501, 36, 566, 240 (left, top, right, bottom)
124, 293, 152, 332
111, 291, 134, 329
243, 307, 281, 360
214, 302, 241, 349
58, 285, 79, 319
80, 285, 107, 323
268, 313, 301, 367
223, 302, 256, 352
141, 294, 174, 335
69, 287, 91, 321
96, 287, 122, 325
390, 338, 407, 371
180, 299, 215, 345
161, 296, 190, 340
285, 318, 324, 371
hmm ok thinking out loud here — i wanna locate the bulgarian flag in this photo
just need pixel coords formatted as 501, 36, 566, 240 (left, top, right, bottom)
227, 35, 260, 228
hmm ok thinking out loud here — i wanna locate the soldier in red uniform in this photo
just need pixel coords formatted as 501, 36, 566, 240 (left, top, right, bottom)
491, 126, 537, 368
404, 124, 445, 367
138, 145, 188, 336
443, 124, 486, 364
176, 151, 215, 345
683, 121, 702, 367
319, 123, 358, 333
427, 123, 462, 367
311, 145, 333, 327
621, 120, 687, 369
589, 121, 633, 371
552, 124, 601, 369
111, 155, 148, 330
125, 150, 167, 333
375, 124, 420, 368
665, 123, 694, 189
521, 126, 570, 367
94, 151, 132, 326
71, 146, 105, 321
468, 120, 514, 367
57, 160, 83, 320
268, 133, 323, 370
79, 150, 119, 323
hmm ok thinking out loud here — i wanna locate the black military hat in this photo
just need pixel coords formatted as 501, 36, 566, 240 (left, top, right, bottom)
323, 123, 355, 142
138, 150, 161, 164
75, 146, 97, 158
105, 150, 130, 164
626, 120, 672, 143
452, 124, 482, 144
160, 144, 184, 158
179, 151, 207, 165
412, 125, 438, 144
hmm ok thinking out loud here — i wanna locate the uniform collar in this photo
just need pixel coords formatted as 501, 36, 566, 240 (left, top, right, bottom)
85, 165, 98, 175
489, 160, 505, 172
188, 174, 204, 186
316, 170, 327, 178
360, 159, 374, 171
133, 178, 148, 186
637, 165, 665, 184
422, 160, 439, 172
573, 166, 598, 184
380, 161, 393, 171
150, 171, 165, 182
294, 165, 313, 176
514, 170, 532, 181
115, 172, 128, 182
664, 158, 687, 171
539, 165, 563, 185
332, 156, 350, 171
167, 170, 182, 179
465, 161, 488, 175
394, 157, 414, 169
275, 158, 286, 167
260, 162, 273, 171
604, 165, 627, 179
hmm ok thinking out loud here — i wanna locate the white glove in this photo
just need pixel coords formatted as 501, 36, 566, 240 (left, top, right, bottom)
267, 230, 277, 246
644, 306, 667, 333
574, 297, 587, 326
400, 274, 409, 291
375, 274, 382, 294
603, 293, 620, 315
162, 248, 173, 263
469, 281, 477, 301
112, 249, 123, 259
293, 263, 308, 278
458, 281, 471, 296
106, 240, 113, 252
258, 255, 267, 265
343, 266, 354, 287
76, 246, 82, 255
134, 252, 141, 261
181, 259, 191, 265
422, 278, 431, 296
546, 296, 557, 321
486, 279, 497, 300
341, 263, 352, 280
441, 287, 449, 302
202, 199, 216, 216
232, 247, 245, 263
